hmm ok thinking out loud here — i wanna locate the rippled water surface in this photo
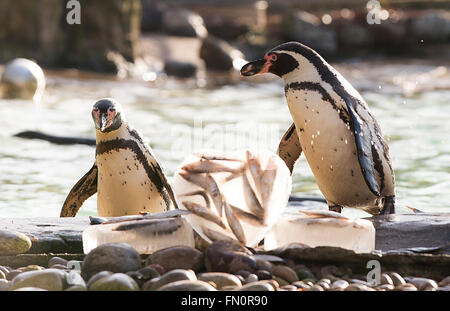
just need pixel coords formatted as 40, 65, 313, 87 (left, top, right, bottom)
1, 60, 449, 218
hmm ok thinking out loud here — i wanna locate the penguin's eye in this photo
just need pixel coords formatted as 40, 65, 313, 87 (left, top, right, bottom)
269, 54, 278, 62
93, 108, 99, 112
109, 108, 116, 112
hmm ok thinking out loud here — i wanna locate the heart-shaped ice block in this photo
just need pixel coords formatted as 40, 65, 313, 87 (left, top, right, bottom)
172, 149, 292, 247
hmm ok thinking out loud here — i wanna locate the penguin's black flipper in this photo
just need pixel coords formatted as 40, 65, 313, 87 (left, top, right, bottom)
152, 161, 179, 210
277, 122, 302, 174
344, 97, 381, 197
60, 163, 98, 217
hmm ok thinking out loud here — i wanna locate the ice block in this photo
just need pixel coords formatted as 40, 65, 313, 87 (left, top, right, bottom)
172, 149, 292, 247
264, 211, 376, 253
82, 215, 195, 254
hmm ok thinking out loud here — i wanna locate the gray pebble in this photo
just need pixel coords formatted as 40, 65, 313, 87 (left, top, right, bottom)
198, 272, 242, 289
89, 273, 139, 291
157, 280, 217, 291
380, 273, 393, 285
143, 269, 197, 291
245, 273, 258, 284
331, 279, 349, 291
407, 277, 438, 291
255, 270, 272, 280
388, 272, 405, 286
255, 259, 273, 273
48, 257, 68, 268
438, 276, 450, 287
281, 285, 297, 291
81, 243, 141, 281
395, 283, 417, 291
236, 281, 275, 291
0, 279, 10, 291
87, 271, 113, 288
272, 265, 298, 284
308, 285, 324, 291
9, 269, 66, 291
376, 284, 394, 291
6, 269, 22, 281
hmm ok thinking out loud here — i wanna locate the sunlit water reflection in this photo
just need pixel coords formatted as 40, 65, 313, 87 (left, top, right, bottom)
1, 64, 449, 218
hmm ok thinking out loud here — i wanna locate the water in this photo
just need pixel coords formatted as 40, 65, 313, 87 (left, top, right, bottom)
1, 60, 449, 218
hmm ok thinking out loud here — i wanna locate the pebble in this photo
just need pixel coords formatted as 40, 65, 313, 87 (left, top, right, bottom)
272, 265, 298, 284
317, 280, 331, 290
157, 280, 217, 291
292, 281, 311, 290
255, 259, 273, 273
236, 281, 275, 291
146, 246, 204, 272
439, 276, 450, 287
50, 264, 69, 270
294, 265, 317, 282
235, 274, 245, 284
395, 283, 418, 291
87, 271, 113, 288
406, 277, 438, 291
255, 270, 272, 280
0, 279, 10, 291
273, 276, 289, 287
81, 243, 141, 281
20, 265, 44, 272
281, 285, 298, 291
236, 270, 251, 279
138, 267, 160, 280
13, 287, 48, 291
380, 273, 394, 285
6, 269, 22, 281
0, 266, 9, 276
146, 264, 165, 275
388, 272, 406, 286
204, 240, 257, 274
376, 284, 394, 291
320, 265, 344, 278
245, 273, 258, 284
330, 280, 349, 291
48, 257, 68, 268
89, 273, 139, 291
9, 269, 66, 291
308, 285, 324, 291
0, 230, 32, 255
198, 272, 242, 289
143, 269, 197, 291
345, 283, 372, 291
65, 285, 87, 291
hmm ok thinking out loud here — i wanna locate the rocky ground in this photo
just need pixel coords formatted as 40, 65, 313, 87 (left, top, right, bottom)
0, 241, 449, 291
0, 214, 449, 291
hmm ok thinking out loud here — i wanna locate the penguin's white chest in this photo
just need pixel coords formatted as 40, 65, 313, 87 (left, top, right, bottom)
96, 149, 167, 216
286, 88, 377, 208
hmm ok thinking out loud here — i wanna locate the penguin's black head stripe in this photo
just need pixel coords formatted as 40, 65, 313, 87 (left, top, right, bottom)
92, 98, 123, 133
267, 53, 299, 77
94, 98, 118, 113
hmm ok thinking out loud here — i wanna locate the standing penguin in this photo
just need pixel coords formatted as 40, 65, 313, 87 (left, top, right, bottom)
60, 98, 177, 217
241, 42, 395, 215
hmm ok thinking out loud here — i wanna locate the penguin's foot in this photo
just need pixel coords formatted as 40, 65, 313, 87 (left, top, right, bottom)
328, 205, 343, 213
380, 196, 395, 214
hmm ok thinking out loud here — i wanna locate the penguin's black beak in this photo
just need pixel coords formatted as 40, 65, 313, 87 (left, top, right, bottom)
240, 59, 269, 76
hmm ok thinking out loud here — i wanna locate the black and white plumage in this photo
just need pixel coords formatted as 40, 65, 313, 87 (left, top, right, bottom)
60, 98, 177, 217
241, 42, 395, 215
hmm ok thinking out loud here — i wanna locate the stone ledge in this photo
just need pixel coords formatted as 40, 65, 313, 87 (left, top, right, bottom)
0, 213, 449, 256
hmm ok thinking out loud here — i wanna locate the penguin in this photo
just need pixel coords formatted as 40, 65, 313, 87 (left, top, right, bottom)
241, 42, 395, 215
60, 98, 178, 217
